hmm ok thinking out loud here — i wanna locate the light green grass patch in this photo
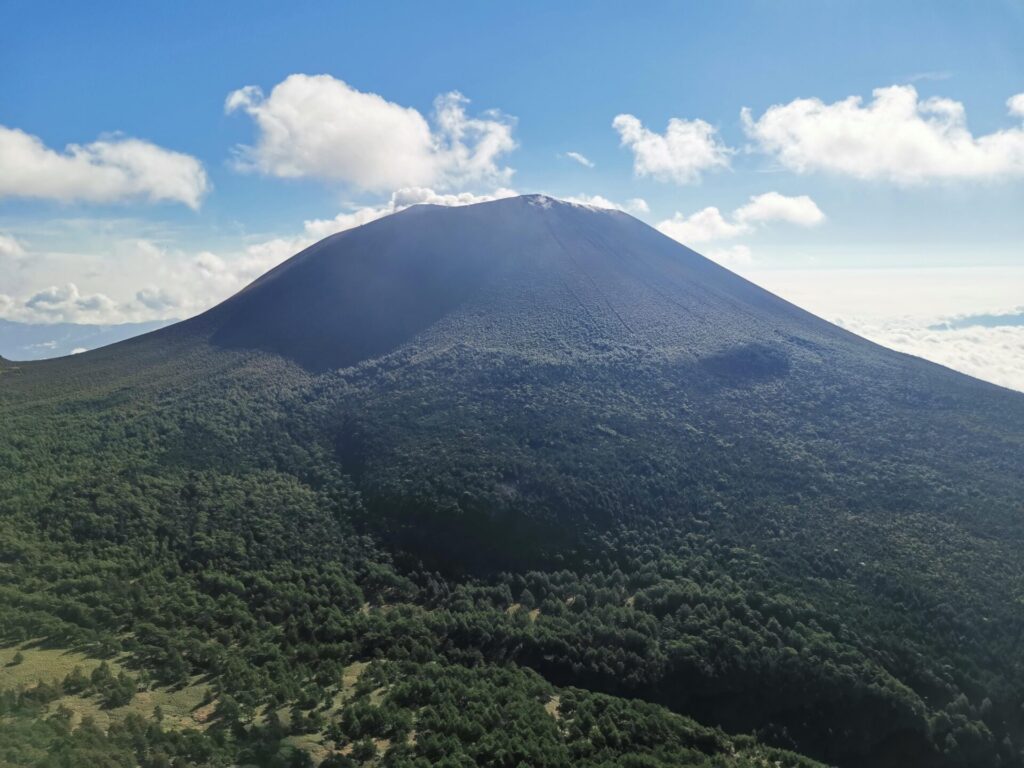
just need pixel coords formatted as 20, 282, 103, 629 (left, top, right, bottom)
0, 645, 122, 690
0, 645, 214, 733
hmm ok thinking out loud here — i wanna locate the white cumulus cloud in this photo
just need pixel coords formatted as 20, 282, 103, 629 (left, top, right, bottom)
657, 192, 824, 247
22, 283, 118, 323
742, 85, 1024, 183
1008, 93, 1024, 118
657, 207, 747, 244
613, 113, 732, 184
226, 74, 517, 191
733, 191, 825, 226
0, 126, 208, 208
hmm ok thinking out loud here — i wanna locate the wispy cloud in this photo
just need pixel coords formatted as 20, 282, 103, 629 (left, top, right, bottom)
0, 233, 26, 262
560, 193, 648, 214
562, 151, 594, 168
903, 70, 952, 83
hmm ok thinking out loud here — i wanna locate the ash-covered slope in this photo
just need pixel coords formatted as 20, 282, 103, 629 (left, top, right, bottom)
183, 195, 859, 374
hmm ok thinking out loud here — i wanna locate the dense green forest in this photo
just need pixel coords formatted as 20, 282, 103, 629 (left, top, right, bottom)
2, 329, 1022, 768
2, 199, 1023, 767
1, 345, 823, 768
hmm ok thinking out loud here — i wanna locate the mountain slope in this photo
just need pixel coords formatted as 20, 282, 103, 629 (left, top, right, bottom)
2, 195, 1022, 768
187, 194, 879, 371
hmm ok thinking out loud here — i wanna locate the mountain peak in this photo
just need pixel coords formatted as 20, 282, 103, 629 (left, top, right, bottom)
521, 193, 568, 209
402, 193, 628, 217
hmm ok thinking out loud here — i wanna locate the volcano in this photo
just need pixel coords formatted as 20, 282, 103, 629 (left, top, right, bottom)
3, 195, 1023, 768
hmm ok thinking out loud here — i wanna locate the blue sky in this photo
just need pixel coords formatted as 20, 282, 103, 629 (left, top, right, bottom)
2, 1, 1023, 387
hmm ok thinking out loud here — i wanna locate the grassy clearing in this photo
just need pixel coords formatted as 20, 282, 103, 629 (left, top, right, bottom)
282, 733, 333, 764
0, 644, 122, 690
45, 677, 213, 732
544, 694, 561, 719
267, 661, 379, 764
341, 660, 367, 694
120, 677, 214, 729
1, 645, 213, 732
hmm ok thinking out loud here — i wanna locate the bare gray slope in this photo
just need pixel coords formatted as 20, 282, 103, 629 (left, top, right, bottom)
184, 195, 863, 374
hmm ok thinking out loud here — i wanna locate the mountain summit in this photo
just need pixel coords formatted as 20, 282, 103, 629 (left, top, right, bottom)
4, 195, 1024, 768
